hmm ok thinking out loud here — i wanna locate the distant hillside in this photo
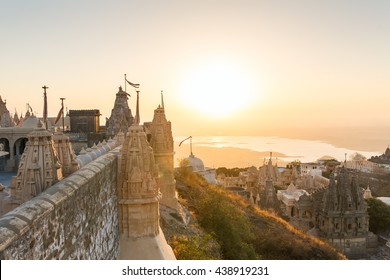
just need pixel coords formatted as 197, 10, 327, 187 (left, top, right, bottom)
170, 168, 345, 260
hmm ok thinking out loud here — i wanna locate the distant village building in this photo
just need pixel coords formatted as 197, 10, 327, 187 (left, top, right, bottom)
300, 162, 322, 176
277, 183, 309, 219
280, 164, 299, 186
369, 147, 390, 165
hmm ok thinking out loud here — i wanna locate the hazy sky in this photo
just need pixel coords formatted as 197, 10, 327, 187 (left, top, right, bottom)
1, 0, 390, 138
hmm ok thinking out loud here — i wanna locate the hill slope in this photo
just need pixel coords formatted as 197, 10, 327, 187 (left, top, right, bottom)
166, 168, 345, 260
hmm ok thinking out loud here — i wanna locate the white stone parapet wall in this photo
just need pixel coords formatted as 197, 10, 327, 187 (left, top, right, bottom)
75, 138, 118, 168
0, 151, 120, 259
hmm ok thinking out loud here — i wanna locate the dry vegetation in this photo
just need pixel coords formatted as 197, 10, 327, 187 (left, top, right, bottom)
172, 167, 345, 260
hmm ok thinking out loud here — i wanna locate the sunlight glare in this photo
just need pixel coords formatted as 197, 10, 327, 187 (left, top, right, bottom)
180, 60, 258, 118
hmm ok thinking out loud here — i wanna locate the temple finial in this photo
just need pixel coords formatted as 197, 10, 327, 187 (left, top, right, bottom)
42, 85, 49, 129
161, 90, 165, 109
134, 90, 140, 125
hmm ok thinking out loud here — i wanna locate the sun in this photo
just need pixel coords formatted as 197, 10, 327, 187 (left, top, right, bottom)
180, 59, 257, 118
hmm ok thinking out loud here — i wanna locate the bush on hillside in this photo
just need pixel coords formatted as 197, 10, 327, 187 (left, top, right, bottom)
176, 169, 345, 260
366, 198, 390, 234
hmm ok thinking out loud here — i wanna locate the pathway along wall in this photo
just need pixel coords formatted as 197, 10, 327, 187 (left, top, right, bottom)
0, 150, 119, 259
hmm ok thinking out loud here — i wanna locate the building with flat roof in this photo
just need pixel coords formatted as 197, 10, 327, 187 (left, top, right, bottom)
69, 109, 100, 133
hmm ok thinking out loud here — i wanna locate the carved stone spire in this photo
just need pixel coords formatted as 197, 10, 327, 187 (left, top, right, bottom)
316, 168, 371, 258
106, 87, 134, 137
52, 131, 80, 177
117, 112, 175, 259
9, 127, 63, 203
149, 95, 178, 209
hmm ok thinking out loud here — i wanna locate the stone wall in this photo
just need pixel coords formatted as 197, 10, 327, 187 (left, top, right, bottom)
0, 152, 119, 259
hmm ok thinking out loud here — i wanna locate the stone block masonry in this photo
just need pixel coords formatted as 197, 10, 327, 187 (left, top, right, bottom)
0, 152, 119, 259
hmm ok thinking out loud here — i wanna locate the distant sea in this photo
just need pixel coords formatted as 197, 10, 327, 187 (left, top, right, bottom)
173, 136, 381, 168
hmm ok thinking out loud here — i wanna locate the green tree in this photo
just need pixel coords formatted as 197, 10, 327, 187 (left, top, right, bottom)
366, 198, 390, 234
170, 234, 221, 260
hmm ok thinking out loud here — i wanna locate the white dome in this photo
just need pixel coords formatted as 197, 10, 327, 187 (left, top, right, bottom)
186, 154, 204, 172
20, 115, 44, 128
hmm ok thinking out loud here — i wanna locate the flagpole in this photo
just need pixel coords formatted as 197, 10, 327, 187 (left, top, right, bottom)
60, 98, 65, 132
124, 74, 127, 92
42, 85, 48, 130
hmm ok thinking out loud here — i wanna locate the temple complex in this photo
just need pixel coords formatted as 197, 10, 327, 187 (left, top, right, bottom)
303, 168, 377, 258
321, 169, 376, 257
106, 86, 134, 137
117, 91, 175, 259
369, 147, 390, 165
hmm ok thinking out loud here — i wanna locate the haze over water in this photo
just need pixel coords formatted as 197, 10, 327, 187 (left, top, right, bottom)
174, 135, 381, 168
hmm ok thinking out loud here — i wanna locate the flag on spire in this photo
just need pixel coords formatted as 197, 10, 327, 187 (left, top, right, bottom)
126, 79, 140, 88
54, 106, 64, 125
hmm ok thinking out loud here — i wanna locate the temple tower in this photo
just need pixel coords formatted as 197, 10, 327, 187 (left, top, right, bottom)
259, 155, 281, 212
9, 126, 63, 203
148, 91, 178, 209
0, 96, 9, 119
258, 153, 282, 187
106, 86, 134, 137
117, 91, 175, 259
52, 131, 80, 177
0, 96, 15, 127
316, 167, 373, 258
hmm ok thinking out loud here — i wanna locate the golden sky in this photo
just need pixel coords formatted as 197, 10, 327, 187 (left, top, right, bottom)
1, 0, 390, 138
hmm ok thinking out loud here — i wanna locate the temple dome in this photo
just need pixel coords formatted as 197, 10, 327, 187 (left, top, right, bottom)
186, 154, 205, 172
20, 115, 44, 128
